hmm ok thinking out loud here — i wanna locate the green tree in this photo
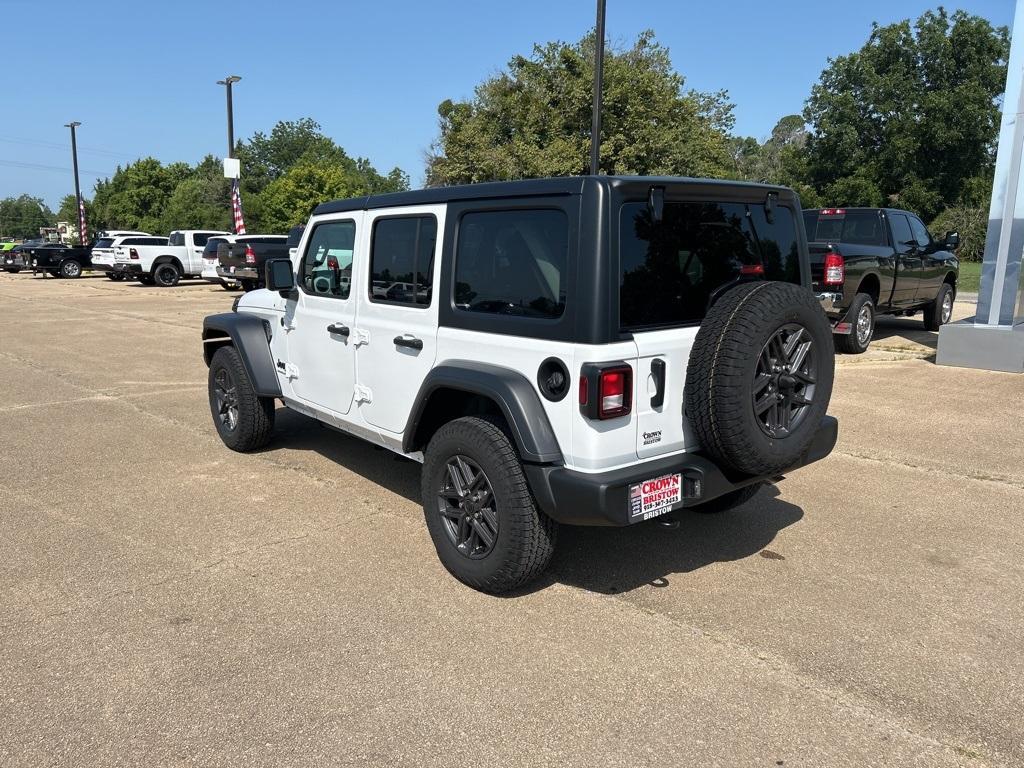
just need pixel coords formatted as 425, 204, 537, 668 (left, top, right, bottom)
160, 155, 232, 232
804, 8, 1009, 220
0, 195, 53, 240
427, 30, 735, 185
92, 158, 193, 234
255, 162, 392, 232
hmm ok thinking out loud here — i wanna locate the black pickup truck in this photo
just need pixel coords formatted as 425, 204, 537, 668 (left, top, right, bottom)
216, 234, 288, 291
804, 208, 960, 353
26, 242, 94, 279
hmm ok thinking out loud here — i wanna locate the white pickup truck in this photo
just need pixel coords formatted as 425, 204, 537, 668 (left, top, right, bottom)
111, 229, 228, 287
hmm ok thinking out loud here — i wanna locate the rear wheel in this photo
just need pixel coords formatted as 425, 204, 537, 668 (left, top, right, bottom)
422, 416, 557, 594
836, 293, 874, 354
207, 346, 275, 451
59, 260, 82, 279
924, 283, 954, 331
153, 262, 181, 287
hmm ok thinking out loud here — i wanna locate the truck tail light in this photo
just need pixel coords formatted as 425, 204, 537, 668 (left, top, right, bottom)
129, 248, 139, 260
824, 251, 845, 286
244, 245, 256, 264
579, 363, 632, 420
740, 263, 765, 276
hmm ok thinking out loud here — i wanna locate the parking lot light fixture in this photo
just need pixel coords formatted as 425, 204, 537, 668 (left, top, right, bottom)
216, 76, 242, 158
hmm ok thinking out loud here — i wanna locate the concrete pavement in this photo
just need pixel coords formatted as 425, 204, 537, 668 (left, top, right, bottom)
1, 272, 1021, 767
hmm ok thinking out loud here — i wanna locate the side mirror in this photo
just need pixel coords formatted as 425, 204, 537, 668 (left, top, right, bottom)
265, 258, 295, 296
944, 231, 960, 250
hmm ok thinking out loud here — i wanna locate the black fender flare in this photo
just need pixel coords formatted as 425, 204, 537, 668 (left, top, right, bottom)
202, 312, 282, 397
403, 361, 563, 465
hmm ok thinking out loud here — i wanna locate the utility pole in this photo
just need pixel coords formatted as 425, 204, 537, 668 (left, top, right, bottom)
589, 0, 607, 175
216, 75, 242, 158
64, 121, 84, 245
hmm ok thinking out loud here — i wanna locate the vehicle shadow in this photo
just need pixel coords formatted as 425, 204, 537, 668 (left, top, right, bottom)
871, 316, 938, 351
270, 409, 803, 597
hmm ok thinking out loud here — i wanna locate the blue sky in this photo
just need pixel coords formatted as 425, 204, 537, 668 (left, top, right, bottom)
0, 0, 1014, 209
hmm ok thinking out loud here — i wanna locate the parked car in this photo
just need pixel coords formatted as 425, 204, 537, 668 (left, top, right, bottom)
202, 177, 838, 593
805, 207, 960, 353
2, 240, 43, 273
216, 234, 289, 291
200, 235, 238, 290
92, 235, 166, 281
110, 229, 228, 287
27, 242, 93, 278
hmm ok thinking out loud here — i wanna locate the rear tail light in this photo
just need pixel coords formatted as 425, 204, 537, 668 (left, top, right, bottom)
823, 251, 845, 286
579, 363, 632, 420
244, 245, 256, 264
740, 263, 765, 276
129, 248, 139, 260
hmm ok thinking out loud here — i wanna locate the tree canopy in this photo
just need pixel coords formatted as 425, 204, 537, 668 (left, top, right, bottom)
427, 31, 735, 185
0, 195, 53, 240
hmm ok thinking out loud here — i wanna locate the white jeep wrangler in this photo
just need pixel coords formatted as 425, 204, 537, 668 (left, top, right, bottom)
202, 177, 837, 593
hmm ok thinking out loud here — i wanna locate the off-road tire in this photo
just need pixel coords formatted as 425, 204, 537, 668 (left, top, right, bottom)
207, 345, 275, 452
59, 260, 82, 279
836, 293, 874, 354
923, 283, 954, 331
422, 416, 557, 594
153, 262, 181, 288
685, 281, 834, 477
692, 483, 763, 514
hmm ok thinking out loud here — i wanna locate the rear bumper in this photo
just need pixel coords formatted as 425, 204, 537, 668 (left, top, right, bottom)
524, 415, 838, 527
217, 265, 258, 280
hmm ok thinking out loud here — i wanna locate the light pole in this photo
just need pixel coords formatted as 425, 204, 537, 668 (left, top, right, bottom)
216, 75, 242, 158
590, 0, 606, 175
64, 121, 85, 245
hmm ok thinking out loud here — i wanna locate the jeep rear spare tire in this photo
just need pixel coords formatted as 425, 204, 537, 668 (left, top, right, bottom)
685, 281, 834, 477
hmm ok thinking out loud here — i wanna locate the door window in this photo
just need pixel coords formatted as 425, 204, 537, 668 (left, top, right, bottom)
889, 214, 914, 251
369, 216, 436, 306
300, 220, 357, 299
908, 216, 932, 247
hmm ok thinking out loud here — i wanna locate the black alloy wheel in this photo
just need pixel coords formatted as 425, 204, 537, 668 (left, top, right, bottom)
154, 263, 180, 287
436, 455, 499, 560
752, 323, 816, 439
212, 366, 239, 433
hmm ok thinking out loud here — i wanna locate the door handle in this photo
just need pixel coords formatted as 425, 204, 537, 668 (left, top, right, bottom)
327, 323, 350, 337
651, 358, 666, 408
393, 335, 423, 350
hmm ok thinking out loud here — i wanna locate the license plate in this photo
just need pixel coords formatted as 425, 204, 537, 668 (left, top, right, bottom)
629, 473, 683, 521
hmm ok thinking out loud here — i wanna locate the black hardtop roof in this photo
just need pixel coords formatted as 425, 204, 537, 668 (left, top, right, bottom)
313, 175, 794, 216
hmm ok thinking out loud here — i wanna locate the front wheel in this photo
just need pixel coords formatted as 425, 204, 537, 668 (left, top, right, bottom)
422, 416, 557, 594
836, 293, 874, 354
153, 263, 181, 287
923, 283, 954, 331
208, 346, 275, 451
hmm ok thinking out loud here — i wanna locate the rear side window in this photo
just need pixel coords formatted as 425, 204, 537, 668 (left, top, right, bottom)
300, 220, 356, 299
619, 201, 800, 329
192, 233, 214, 246
169, 232, 185, 246
806, 211, 885, 246
370, 216, 437, 306
454, 209, 568, 319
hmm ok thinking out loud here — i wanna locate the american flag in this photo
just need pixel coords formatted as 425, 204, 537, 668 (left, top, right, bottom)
77, 195, 87, 245
231, 178, 247, 235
